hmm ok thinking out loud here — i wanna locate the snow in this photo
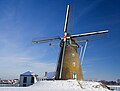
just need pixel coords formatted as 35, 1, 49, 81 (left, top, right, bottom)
20, 71, 37, 76
107, 85, 120, 90
0, 80, 110, 91
44, 72, 55, 79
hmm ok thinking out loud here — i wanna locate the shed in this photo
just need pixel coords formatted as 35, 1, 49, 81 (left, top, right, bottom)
43, 72, 55, 80
19, 71, 38, 87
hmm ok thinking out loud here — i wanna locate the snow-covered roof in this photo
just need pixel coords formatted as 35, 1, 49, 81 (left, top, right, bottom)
44, 72, 55, 79
20, 71, 37, 76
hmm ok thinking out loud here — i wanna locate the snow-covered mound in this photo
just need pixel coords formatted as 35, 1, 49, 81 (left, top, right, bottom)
0, 80, 110, 91
31, 80, 110, 91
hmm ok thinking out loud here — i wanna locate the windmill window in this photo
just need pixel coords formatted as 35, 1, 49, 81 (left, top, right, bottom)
73, 62, 76, 66
72, 53, 75, 57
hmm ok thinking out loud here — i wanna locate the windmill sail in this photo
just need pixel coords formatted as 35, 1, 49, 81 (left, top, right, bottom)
32, 37, 61, 44
55, 5, 84, 80
71, 30, 108, 38
57, 5, 70, 79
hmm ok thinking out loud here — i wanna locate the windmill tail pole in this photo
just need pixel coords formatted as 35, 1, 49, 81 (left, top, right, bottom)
79, 45, 83, 60
81, 40, 88, 65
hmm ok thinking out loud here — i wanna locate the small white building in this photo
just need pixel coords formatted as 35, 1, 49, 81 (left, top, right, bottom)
20, 71, 38, 87
43, 72, 55, 80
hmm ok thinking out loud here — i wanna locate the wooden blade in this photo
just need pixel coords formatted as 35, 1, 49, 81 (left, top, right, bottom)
70, 30, 109, 38
32, 37, 61, 44
67, 5, 74, 33
64, 5, 70, 33
59, 40, 66, 79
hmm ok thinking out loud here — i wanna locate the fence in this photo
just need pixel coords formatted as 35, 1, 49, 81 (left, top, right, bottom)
107, 85, 120, 91
0, 84, 19, 87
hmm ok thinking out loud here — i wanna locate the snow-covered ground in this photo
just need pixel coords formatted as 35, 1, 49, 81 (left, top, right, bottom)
0, 80, 110, 91
107, 85, 120, 91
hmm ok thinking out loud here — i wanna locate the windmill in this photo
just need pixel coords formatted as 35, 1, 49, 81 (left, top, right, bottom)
32, 5, 108, 80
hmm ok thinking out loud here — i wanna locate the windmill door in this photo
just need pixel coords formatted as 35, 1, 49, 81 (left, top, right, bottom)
73, 72, 77, 80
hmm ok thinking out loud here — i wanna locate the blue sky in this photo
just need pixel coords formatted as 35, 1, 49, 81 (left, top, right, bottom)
0, 0, 120, 80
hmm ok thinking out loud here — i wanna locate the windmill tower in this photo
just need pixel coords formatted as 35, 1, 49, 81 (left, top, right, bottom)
32, 5, 108, 80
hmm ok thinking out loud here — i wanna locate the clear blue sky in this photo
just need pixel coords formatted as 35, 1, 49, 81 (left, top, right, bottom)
0, 0, 120, 81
